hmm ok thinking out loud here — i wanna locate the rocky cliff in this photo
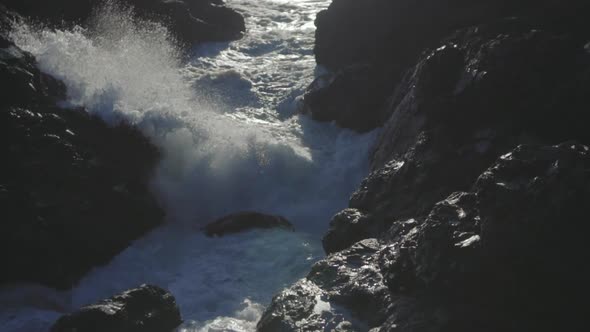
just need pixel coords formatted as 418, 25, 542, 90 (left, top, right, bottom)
303, 0, 590, 133
0, 4, 167, 289
260, 1, 590, 331
0, 0, 248, 292
0, 0, 245, 45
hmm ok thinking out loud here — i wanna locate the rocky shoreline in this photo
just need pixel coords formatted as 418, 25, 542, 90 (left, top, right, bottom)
260, 0, 590, 331
1, 0, 245, 45
2, 0, 590, 331
0, 0, 245, 303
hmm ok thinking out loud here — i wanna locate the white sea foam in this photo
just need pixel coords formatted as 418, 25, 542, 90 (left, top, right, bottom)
3, 0, 376, 330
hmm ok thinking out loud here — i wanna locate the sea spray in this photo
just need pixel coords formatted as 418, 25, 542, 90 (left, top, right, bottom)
4, 0, 376, 330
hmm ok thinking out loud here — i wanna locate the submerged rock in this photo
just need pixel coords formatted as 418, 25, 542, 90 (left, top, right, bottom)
0, 7, 164, 289
51, 284, 182, 332
203, 211, 294, 237
1, 0, 245, 45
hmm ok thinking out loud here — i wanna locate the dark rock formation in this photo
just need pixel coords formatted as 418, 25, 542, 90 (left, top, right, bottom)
307, 0, 590, 132
321, 20, 590, 253
315, 0, 589, 71
203, 211, 294, 237
51, 284, 182, 332
0, 7, 164, 289
0, 0, 245, 45
302, 65, 396, 133
259, 143, 590, 332
261, 4, 590, 331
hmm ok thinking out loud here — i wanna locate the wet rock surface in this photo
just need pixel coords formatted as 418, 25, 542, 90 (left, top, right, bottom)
307, 0, 590, 132
51, 284, 182, 332
260, 143, 590, 332
1, 0, 245, 44
0, 7, 164, 289
261, 3, 590, 331
203, 211, 294, 237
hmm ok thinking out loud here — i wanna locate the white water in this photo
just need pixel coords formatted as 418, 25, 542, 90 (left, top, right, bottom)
1, 0, 376, 331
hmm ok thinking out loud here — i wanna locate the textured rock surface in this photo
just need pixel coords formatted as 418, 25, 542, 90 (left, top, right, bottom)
325, 20, 590, 248
1, 0, 245, 44
0, 7, 164, 289
203, 211, 294, 237
307, 0, 590, 132
260, 143, 590, 332
261, 3, 590, 330
51, 284, 182, 332
314, 0, 589, 71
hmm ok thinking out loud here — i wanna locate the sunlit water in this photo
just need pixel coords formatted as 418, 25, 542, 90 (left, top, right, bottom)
1, 0, 377, 331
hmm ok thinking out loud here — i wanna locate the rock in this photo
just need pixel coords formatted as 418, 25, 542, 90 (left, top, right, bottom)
257, 279, 331, 332
302, 65, 397, 133
322, 21, 590, 250
262, 143, 590, 332
322, 208, 375, 254
50, 284, 182, 332
127, 0, 245, 44
264, 3, 590, 332
1, 0, 245, 45
379, 192, 482, 295
202, 211, 294, 237
310, 0, 590, 131
0, 7, 164, 289
258, 239, 388, 332
314, 0, 589, 71
373, 20, 590, 167
475, 143, 590, 282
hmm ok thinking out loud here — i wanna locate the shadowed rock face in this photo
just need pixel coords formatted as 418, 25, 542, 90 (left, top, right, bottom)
203, 211, 294, 237
302, 64, 397, 133
319, 19, 590, 255
0, 0, 245, 45
259, 143, 590, 332
314, 0, 589, 71
305, 0, 590, 132
260, 4, 590, 330
1, 6, 164, 289
51, 284, 182, 332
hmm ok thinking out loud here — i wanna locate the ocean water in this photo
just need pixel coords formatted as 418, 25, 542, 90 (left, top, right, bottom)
1, 0, 377, 331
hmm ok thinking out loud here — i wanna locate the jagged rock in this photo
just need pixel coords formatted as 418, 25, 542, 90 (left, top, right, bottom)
258, 239, 388, 332
475, 143, 590, 299
375, 21, 590, 167
265, 3, 590, 332
314, 0, 589, 71
310, 0, 590, 132
0, 7, 164, 289
262, 143, 590, 332
50, 284, 182, 332
322, 208, 375, 254
202, 211, 294, 237
321, 21, 590, 251
1, 0, 245, 44
379, 192, 482, 294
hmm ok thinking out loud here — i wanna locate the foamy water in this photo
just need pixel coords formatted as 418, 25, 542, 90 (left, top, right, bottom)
1, 0, 376, 330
